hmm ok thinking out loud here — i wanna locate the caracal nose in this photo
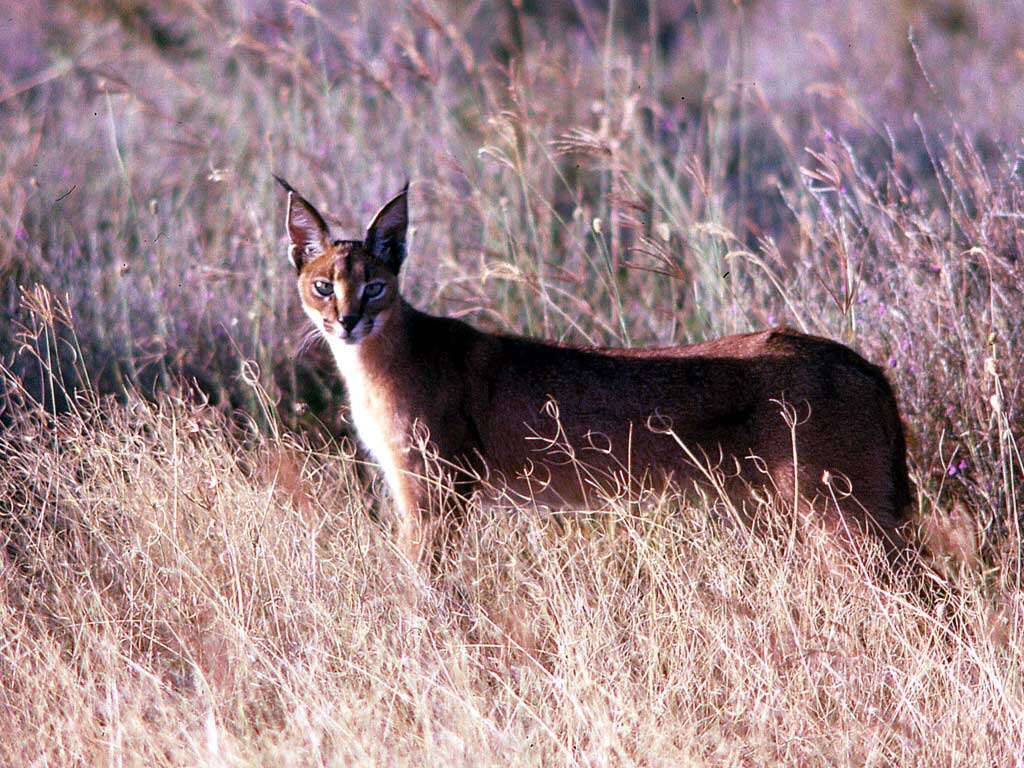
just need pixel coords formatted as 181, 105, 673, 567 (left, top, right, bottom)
341, 315, 361, 333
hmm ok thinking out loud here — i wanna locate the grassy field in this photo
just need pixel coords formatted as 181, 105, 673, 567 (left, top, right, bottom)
2, 1, 1023, 764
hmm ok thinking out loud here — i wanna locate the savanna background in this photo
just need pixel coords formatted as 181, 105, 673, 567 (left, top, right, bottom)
2, 0, 1023, 764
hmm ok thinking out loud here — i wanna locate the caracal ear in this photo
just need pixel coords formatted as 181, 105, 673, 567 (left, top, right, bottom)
274, 174, 330, 272
365, 181, 409, 274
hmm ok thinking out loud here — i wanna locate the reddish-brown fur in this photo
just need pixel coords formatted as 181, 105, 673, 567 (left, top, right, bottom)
277, 178, 912, 568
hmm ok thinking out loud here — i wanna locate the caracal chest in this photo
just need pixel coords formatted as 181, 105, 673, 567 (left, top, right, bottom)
331, 345, 412, 483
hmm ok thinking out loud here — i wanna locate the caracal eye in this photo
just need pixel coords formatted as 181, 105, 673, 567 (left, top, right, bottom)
313, 279, 334, 297
364, 282, 386, 299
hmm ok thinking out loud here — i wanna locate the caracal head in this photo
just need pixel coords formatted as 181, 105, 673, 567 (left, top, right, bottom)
276, 175, 408, 347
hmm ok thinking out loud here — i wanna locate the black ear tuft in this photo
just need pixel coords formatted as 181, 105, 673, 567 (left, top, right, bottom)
272, 173, 296, 194
276, 174, 330, 272
364, 182, 409, 274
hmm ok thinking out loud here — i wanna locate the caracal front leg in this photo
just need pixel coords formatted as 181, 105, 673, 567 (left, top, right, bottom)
391, 457, 470, 575
389, 460, 434, 571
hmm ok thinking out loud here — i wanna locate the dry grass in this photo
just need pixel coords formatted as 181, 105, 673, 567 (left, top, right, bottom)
2, 0, 1024, 764
2, 320, 1023, 765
